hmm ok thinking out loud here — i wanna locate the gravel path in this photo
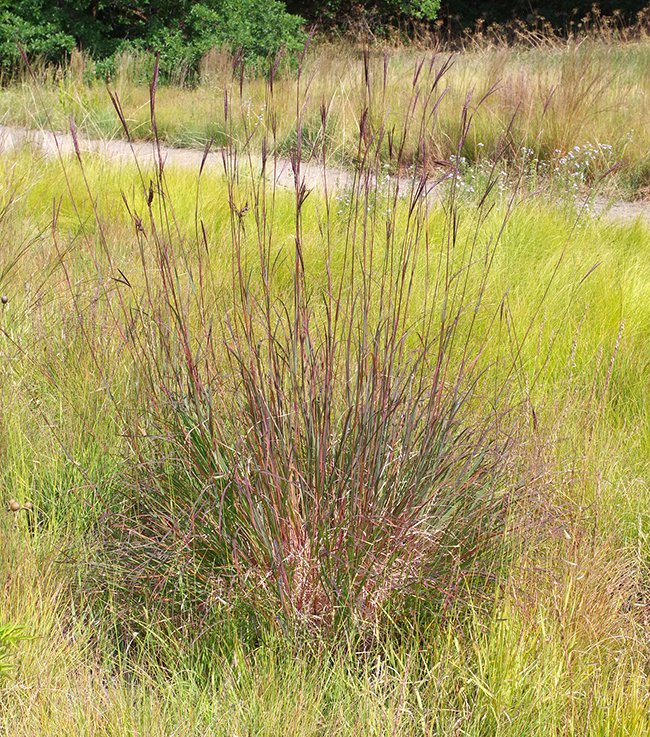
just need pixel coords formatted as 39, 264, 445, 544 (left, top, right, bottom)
1, 124, 648, 226
0, 124, 355, 191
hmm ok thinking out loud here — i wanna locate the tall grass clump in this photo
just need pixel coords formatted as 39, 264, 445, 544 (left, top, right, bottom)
45, 54, 538, 640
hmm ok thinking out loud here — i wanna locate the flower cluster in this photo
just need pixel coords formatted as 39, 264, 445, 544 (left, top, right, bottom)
445, 141, 618, 202
553, 142, 616, 193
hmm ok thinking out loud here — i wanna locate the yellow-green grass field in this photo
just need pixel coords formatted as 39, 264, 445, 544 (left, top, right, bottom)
1, 28, 650, 732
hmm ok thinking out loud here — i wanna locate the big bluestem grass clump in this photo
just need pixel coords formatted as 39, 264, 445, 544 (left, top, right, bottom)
56, 52, 535, 639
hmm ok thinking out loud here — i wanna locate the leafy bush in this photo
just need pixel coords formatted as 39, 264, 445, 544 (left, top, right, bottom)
287, 0, 441, 31
0, 0, 305, 75
437, 0, 648, 30
107, 1, 306, 78
188, 1, 305, 63
0, 3, 74, 67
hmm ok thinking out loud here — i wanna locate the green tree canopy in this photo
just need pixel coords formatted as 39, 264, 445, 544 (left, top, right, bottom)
1, 1, 447, 75
0, 0, 306, 72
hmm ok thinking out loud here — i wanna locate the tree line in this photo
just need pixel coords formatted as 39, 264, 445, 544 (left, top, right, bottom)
1, 1, 646, 74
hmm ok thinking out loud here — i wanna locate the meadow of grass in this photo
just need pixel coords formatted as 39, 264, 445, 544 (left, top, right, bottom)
1, 26, 650, 198
0, 42, 649, 735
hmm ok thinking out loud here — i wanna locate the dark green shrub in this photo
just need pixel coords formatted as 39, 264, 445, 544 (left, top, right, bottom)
287, 0, 441, 31
187, 1, 305, 63
0, 3, 74, 67
1, 0, 305, 76
437, 0, 648, 30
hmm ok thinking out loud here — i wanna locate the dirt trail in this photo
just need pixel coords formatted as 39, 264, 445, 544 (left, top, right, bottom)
1, 124, 648, 226
0, 124, 356, 192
